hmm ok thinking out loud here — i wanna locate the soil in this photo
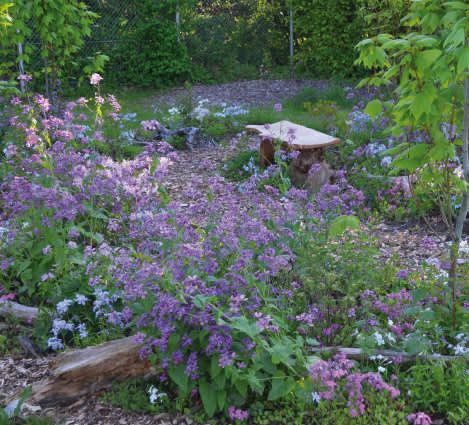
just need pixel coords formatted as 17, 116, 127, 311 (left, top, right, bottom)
0, 79, 466, 425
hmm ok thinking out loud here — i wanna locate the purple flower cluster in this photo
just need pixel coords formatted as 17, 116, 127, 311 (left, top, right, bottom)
309, 352, 400, 417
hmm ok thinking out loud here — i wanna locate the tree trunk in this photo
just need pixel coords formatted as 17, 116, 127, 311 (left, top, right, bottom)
309, 346, 468, 363
0, 300, 38, 324
455, 75, 469, 240
5, 336, 156, 407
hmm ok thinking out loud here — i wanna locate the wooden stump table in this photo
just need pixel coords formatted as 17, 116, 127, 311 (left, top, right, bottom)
246, 120, 340, 190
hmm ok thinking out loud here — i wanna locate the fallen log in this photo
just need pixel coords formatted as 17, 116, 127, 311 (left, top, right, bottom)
0, 300, 38, 324
310, 346, 468, 363
5, 336, 156, 407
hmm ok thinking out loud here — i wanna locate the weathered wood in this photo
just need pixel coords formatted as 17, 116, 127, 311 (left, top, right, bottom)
246, 120, 340, 169
310, 346, 468, 363
6, 336, 156, 407
0, 300, 38, 324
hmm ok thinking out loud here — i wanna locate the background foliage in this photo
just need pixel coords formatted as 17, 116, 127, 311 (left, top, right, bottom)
0, 0, 417, 89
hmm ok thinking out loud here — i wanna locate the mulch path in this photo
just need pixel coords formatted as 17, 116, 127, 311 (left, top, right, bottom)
1, 79, 466, 425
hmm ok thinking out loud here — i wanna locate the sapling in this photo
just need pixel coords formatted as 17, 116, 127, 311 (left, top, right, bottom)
356, 0, 468, 331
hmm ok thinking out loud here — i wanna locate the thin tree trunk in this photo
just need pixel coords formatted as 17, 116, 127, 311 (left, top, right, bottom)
309, 346, 468, 363
455, 76, 469, 240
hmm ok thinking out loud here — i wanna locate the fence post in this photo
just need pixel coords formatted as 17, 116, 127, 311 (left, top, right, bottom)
17, 29, 25, 93
176, 0, 180, 42
289, 0, 294, 76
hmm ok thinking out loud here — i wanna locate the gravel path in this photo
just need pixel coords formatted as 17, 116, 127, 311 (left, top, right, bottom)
150, 79, 332, 107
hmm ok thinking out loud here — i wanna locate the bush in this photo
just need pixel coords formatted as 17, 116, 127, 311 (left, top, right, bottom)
294, 0, 366, 78
109, 20, 190, 88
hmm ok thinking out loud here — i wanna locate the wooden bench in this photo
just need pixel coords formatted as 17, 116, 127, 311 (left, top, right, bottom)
246, 121, 340, 190
246, 120, 340, 167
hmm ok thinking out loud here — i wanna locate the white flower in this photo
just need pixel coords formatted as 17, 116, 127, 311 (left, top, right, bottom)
377, 366, 386, 374
311, 392, 321, 403
148, 385, 167, 404
374, 332, 385, 346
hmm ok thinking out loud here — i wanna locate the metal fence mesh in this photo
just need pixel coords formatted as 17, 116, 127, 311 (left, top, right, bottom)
22, 0, 142, 73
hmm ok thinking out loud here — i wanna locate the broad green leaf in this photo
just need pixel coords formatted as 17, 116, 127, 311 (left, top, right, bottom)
364, 99, 382, 118
420, 49, 442, 68
216, 390, 227, 410
444, 1, 468, 10
210, 356, 221, 379
328, 215, 360, 239
231, 316, 261, 339
234, 378, 248, 397
168, 364, 188, 395
444, 27, 465, 48
268, 372, 296, 401
199, 379, 217, 417
411, 92, 432, 120
457, 46, 469, 74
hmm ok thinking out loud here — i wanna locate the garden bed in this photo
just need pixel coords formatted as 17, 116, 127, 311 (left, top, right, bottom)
0, 77, 467, 425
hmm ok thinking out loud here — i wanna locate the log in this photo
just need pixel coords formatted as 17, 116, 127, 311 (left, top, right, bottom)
5, 336, 156, 407
310, 346, 468, 363
0, 300, 38, 324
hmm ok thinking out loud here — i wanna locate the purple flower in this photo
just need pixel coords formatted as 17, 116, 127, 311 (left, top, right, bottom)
407, 412, 432, 425
273, 103, 283, 112
228, 406, 249, 420
395, 269, 410, 279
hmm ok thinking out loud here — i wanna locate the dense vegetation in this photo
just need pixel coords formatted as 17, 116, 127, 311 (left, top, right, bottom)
0, 0, 414, 90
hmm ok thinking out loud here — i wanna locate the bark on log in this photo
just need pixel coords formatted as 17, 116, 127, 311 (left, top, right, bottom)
0, 300, 38, 324
310, 346, 468, 363
5, 336, 156, 407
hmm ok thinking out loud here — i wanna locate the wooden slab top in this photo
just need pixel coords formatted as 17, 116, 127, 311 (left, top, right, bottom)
246, 120, 340, 150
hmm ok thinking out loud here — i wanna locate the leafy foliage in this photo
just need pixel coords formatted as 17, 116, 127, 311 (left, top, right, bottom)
293, 0, 367, 78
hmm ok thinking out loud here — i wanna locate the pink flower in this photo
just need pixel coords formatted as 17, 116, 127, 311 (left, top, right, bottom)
407, 412, 432, 425
17, 74, 32, 82
0, 293, 16, 301
95, 95, 105, 105
90, 73, 103, 85
274, 103, 283, 112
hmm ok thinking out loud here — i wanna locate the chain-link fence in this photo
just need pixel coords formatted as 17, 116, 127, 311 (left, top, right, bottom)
21, 0, 142, 75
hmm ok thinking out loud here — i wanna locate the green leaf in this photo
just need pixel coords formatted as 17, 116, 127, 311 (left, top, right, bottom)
364, 99, 382, 118
444, 27, 465, 48
457, 47, 469, 74
328, 215, 360, 239
168, 364, 188, 395
411, 92, 432, 120
268, 372, 296, 401
231, 316, 261, 339
420, 49, 442, 68
216, 390, 227, 410
210, 356, 221, 379
199, 379, 217, 417
234, 377, 248, 397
